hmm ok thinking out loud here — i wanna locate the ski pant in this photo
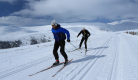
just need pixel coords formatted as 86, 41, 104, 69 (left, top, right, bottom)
79, 37, 88, 49
53, 40, 68, 60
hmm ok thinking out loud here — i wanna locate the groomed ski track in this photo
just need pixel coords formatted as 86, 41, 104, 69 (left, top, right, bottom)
0, 32, 138, 80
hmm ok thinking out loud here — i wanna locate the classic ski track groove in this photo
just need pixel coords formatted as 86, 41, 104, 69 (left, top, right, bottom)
73, 35, 119, 80
0, 55, 54, 79
91, 35, 118, 80
0, 37, 102, 79
61, 36, 112, 80
92, 35, 119, 80
106, 35, 119, 80
107, 35, 119, 80
77, 37, 112, 80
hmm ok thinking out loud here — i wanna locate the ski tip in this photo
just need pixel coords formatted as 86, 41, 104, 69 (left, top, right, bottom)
70, 58, 73, 61
29, 75, 32, 76
52, 75, 55, 77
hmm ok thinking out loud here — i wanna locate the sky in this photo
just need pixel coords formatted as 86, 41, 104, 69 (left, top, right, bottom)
0, 0, 138, 27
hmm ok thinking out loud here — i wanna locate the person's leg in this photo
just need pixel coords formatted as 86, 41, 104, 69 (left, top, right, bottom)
59, 40, 68, 60
84, 37, 88, 49
53, 41, 60, 60
79, 37, 84, 48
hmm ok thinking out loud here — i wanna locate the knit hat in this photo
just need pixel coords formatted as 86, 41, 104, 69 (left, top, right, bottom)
82, 27, 85, 30
51, 20, 57, 26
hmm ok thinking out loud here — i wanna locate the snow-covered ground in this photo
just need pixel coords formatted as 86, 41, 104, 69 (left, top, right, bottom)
0, 23, 138, 80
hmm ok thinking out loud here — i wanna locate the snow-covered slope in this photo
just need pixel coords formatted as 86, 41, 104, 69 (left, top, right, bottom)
0, 23, 108, 49
0, 24, 138, 80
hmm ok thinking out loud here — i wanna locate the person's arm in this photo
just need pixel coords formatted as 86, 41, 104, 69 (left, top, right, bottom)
77, 30, 82, 37
86, 30, 91, 37
60, 28, 70, 40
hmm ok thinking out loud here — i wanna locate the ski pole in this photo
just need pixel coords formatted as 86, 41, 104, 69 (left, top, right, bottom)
89, 38, 92, 48
70, 42, 82, 53
65, 48, 70, 53
76, 37, 78, 44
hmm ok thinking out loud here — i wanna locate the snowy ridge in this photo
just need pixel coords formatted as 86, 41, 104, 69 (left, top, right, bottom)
0, 24, 107, 49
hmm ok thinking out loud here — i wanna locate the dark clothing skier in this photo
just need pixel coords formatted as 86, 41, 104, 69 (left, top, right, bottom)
51, 20, 70, 66
77, 27, 90, 50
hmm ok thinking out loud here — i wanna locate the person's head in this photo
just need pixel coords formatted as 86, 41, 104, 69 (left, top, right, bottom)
82, 27, 85, 31
51, 20, 57, 29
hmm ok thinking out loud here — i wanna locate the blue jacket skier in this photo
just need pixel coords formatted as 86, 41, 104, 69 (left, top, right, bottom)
51, 20, 70, 66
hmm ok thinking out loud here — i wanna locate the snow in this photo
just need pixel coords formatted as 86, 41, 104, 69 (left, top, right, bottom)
0, 23, 138, 80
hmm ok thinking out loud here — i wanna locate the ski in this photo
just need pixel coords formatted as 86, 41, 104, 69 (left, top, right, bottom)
29, 62, 64, 76
52, 59, 73, 77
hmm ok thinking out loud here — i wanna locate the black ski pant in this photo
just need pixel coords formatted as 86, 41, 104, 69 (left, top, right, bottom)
79, 37, 88, 49
53, 40, 68, 60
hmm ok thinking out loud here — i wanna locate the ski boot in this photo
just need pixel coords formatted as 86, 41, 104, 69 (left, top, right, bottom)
79, 47, 81, 49
64, 59, 69, 66
53, 60, 59, 66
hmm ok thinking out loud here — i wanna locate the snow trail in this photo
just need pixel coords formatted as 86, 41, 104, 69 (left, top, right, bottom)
1, 31, 138, 80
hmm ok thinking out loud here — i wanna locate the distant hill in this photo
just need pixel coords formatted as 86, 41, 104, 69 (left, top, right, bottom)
0, 21, 138, 49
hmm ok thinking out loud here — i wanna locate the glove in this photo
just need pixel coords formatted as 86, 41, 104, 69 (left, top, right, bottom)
87, 34, 90, 37
67, 40, 70, 42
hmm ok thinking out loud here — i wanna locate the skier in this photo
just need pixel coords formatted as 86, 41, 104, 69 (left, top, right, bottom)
51, 20, 70, 66
77, 27, 91, 51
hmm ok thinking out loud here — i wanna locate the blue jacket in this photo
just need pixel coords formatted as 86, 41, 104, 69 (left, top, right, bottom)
51, 24, 70, 41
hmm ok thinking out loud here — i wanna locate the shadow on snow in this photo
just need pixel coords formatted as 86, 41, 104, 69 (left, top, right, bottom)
71, 55, 106, 63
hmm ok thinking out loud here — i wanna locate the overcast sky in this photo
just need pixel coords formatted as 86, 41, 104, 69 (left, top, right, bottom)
0, 0, 138, 27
